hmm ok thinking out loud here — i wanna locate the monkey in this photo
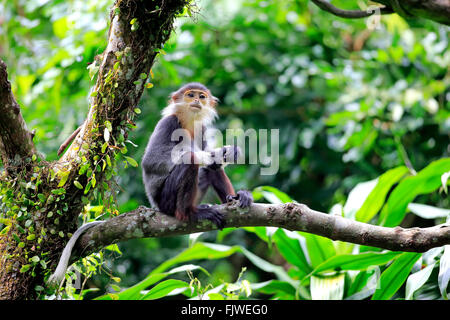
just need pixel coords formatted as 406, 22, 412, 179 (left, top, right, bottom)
48, 82, 252, 286
142, 82, 253, 229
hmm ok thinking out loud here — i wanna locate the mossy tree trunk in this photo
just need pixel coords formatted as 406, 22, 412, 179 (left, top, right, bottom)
0, 0, 188, 300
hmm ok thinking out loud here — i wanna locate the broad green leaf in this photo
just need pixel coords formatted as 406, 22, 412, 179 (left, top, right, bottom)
405, 263, 435, 300
95, 264, 207, 300
438, 245, 450, 299
380, 158, 450, 227
273, 229, 312, 276
140, 279, 188, 300
355, 166, 409, 222
312, 251, 401, 275
240, 247, 295, 285
310, 273, 345, 300
300, 232, 336, 268
151, 243, 240, 275
441, 171, 450, 194
344, 178, 378, 220
372, 252, 421, 300
407, 203, 450, 219
253, 186, 292, 204
346, 269, 377, 298
242, 227, 270, 242
250, 280, 296, 297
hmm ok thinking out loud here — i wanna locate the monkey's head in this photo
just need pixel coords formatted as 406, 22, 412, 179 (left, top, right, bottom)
163, 82, 219, 126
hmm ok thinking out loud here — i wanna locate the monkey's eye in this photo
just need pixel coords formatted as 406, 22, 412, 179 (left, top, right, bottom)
187, 92, 194, 98
199, 94, 206, 99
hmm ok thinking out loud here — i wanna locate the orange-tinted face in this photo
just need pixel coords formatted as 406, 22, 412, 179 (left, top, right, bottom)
183, 89, 209, 110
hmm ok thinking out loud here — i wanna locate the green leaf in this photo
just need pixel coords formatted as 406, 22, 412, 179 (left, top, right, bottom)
438, 245, 450, 299
346, 269, 377, 298
105, 243, 122, 255
125, 156, 138, 167
57, 170, 70, 187
73, 180, 83, 190
380, 158, 450, 227
300, 232, 336, 268
355, 166, 409, 222
152, 243, 240, 275
344, 179, 378, 220
407, 203, 450, 219
442, 171, 450, 194
405, 263, 435, 300
253, 186, 292, 204
105, 120, 113, 132
273, 229, 312, 276
240, 247, 294, 285
20, 264, 31, 273
140, 279, 188, 300
96, 262, 211, 300
310, 273, 345, 300
372, 252, 421, 300
250, 280, 296, 297
312, 251, 401, 275
96, 273, 167, 300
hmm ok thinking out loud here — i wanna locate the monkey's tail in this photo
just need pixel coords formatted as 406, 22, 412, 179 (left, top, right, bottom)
47, 221, 105, 286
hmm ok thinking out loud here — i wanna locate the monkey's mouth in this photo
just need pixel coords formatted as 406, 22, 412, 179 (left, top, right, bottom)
190, 103, 202, 110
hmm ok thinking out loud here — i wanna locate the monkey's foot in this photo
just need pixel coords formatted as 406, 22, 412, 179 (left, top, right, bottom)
196, 205, 225, 229
227, 190, 253, 208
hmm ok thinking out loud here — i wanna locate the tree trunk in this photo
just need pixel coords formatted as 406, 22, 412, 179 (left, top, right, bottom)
0, 0, 188, 300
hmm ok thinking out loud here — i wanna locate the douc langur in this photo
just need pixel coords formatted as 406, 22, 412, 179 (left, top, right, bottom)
48, 82, 253, 286
142, 82, 253, 229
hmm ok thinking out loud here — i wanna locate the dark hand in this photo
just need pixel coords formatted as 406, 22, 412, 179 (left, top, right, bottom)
222, 145, 240, 164
207, 145, 240, 170
226, 190, 253, 208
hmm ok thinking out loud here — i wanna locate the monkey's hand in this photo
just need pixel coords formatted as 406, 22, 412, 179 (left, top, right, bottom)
208, 145, 241, 170
226, 190, 253, 208
222, 145, 241, 164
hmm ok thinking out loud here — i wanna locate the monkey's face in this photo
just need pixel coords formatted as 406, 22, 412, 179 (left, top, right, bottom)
183, 90, 209, 112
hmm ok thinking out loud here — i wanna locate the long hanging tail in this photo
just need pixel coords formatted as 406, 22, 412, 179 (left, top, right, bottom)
47, 221, 104, 286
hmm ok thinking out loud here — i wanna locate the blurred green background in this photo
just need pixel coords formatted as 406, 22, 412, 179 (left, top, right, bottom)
1, 0, 449, 300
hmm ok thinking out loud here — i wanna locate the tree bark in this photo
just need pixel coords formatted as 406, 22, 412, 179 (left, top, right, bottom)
71, 202, 450, 262
0, 60, 36, 169
311, 0, 450, 25
0, 0, 188, 300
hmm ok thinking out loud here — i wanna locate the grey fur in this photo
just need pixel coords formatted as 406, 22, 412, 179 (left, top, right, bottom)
141, 115, 181, 210
47, 221, 105, 286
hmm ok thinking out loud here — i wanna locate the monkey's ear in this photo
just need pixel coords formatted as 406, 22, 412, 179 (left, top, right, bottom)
170, 90, 183, 103
210, 96, 219, 107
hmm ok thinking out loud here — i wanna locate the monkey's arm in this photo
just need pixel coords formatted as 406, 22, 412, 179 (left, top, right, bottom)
198, 166, 253, 208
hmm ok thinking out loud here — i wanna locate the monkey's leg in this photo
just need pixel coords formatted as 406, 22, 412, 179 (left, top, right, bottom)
199, 167, 253, 208
199, 167, 235, 203
158, 162, 225, 228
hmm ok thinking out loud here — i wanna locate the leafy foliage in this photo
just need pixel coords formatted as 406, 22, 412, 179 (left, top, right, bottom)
0, 0, 448, 300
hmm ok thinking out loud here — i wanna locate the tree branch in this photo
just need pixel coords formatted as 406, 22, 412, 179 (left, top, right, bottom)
310, 0, 394, 19
57, 0, 188, 167
72, 202, 450, 261
311, 0, 450, 25
0, 59, 36, 168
